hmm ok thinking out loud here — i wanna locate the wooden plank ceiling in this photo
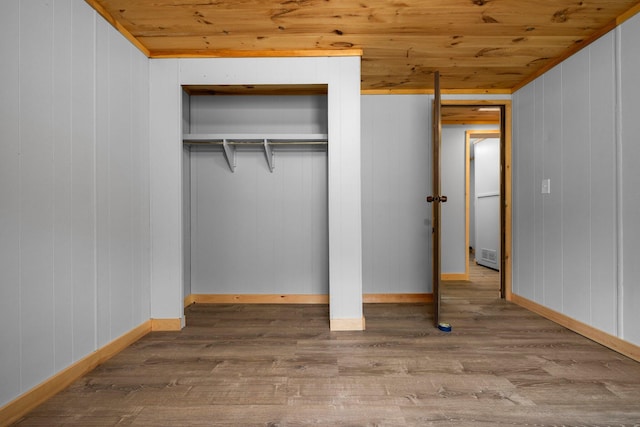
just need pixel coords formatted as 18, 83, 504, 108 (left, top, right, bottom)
87, 0, 640, 93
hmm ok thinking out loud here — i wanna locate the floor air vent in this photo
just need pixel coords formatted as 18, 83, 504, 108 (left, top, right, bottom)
481, 248, 497, 263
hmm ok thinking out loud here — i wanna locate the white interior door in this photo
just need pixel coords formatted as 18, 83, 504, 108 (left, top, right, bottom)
474, 137, 500, 270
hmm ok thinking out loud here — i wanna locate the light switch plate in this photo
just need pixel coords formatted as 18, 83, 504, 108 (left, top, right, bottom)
541, 178, 551, 194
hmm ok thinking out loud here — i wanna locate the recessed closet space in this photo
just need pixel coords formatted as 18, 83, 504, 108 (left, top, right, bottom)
182, 85, 329, 300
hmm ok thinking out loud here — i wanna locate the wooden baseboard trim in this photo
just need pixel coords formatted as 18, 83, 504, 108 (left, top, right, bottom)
188, 293, 434, 305
151, 318, 183, 331
511, 294, 640, 362
330, 317, 366, 331
363, 293, 433, 303
441, 273, 469, 281
189, 294, 330, 304
0, 321, 151, 427
184, 294, 196, 308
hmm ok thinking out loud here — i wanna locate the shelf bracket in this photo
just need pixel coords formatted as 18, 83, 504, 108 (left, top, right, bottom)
222, 139, 236, 172
263, 138, 275, 172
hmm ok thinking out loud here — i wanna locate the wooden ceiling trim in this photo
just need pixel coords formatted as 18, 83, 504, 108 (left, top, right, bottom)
150, 48, 362, 59
468, 131, 502, 139
85, 0, 150, 57
137, 34, 585, 54
618, 2, 640, 25
442, 100, 512, 107
442, 119, 500, 125
362, 88, 512, 95
442, 105, 501, 125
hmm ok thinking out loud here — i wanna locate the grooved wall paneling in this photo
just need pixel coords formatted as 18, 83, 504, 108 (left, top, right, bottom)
512, 83, 536, 302
0, 0, 21, 406
183, 146, 192, 299
0, 0, 150, 407
183, 91, 192, 299
620, 12, 640, 344
513, 28, 626, 340
187, 95, 329, 295
361, 95, 431, 293
561, 48, 591, 323
19, 0, 56, 391
70, 0, 98, 369
541, 65, 564, 314
588, 26, 617, 335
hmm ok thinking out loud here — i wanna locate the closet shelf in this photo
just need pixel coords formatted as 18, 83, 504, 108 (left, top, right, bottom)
183, 134, 328, 173
183, 133, 328, 144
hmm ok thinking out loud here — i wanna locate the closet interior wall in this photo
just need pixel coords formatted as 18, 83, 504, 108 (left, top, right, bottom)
183, 92, 329, 296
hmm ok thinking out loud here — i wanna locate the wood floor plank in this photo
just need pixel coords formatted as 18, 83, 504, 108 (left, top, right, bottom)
11, 260, 640, 426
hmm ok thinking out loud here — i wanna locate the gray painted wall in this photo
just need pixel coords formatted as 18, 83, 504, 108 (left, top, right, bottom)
187, 95, 329, 295
513, 12, 640, 346
183, 91, 192, 299
360, 96, 508, 292
189, 95, 328, 135
619, 13, 640, 345
361, 95, 432, 293
190, 148, 329, 294
0, 0, 150, 407
183, 146, 192, 299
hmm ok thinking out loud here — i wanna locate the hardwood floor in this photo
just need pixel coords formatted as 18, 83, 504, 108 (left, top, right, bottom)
12, 264, 640, 426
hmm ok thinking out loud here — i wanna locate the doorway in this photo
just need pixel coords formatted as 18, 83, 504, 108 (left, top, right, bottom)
440, 101, 512, 301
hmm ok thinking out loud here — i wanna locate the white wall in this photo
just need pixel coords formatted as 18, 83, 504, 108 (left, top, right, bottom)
0, 0, 150, 407
513, 13, 640, 346
361, 95, 432, 293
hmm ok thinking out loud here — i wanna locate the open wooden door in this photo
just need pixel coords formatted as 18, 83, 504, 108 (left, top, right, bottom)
427, 71, 446, 328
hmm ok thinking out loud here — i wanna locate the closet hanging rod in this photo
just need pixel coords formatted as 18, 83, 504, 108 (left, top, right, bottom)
184, 140, 327, 145
183, 133, 327, 139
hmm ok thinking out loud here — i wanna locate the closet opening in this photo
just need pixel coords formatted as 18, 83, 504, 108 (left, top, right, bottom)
181, 85, 330, 321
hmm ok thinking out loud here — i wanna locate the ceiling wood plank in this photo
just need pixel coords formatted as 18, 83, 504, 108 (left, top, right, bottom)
86, 0, 640, 92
